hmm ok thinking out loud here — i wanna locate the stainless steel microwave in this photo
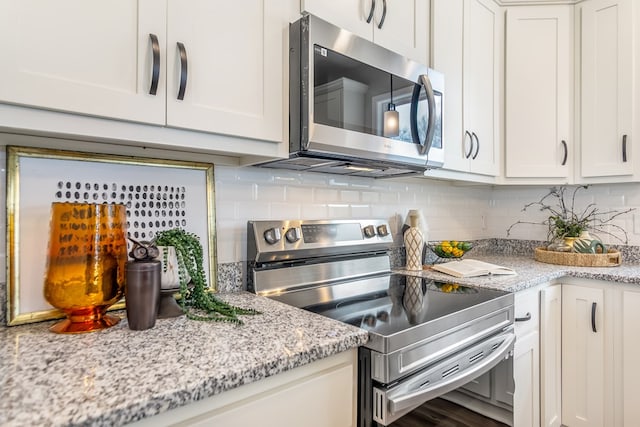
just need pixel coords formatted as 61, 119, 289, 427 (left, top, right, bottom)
259, 14, 444, 179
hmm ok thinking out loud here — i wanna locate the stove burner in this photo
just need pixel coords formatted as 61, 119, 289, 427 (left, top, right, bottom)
335, 291, 388, 309
376, 310, 389, 321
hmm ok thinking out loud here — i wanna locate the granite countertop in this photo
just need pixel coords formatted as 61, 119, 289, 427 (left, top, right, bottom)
0, 292, 368, 427
395, 254, 640, 292
3, 254, 640, 427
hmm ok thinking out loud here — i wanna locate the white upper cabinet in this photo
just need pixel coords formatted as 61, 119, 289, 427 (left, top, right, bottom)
504, 5, 573, 180
0, 0, 287, 148
432, 0, 501, 176
166, 0, 285, 142
0, 0, 166, 125
578, 0, 633, 178
300, 0, 429, 64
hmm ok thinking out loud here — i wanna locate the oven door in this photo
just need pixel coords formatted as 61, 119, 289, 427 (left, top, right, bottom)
360, 327, 515, 426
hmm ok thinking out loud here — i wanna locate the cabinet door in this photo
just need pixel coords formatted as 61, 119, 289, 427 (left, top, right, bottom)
432, 0, 468, 172
372, 0, 429, 64
302, 0, 428, 64
562, 284, 605, 427
540, 286, 562, 427
0, 0, 166, 124
432, 0, 500, 176
505, 6, 573, 179
166, 0, 285, 143
301, 0, 373, 41
463, 0, 500, 176
513, 331, 540, 427
580, 0, 633, 177
622, 289, 640, 425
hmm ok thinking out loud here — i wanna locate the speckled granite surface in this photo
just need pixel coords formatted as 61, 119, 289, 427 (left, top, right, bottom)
0, 292, 367, 427
395, 253, 640, 292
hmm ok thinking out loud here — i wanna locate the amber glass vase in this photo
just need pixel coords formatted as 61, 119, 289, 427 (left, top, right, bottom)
44, 203, 128, 333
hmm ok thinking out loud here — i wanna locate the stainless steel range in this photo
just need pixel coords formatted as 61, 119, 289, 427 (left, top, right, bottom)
247, 219, 515, 426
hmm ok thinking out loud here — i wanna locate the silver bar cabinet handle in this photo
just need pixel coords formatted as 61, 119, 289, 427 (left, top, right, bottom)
177, 42, 188, 100
622, 135, 628, 162
561, 140, 568, 165
149, 34, 160, 96
378, 0, 387, 29
591, 302, 597, 333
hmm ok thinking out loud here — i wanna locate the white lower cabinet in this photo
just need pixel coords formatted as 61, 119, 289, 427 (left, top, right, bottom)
559, 279, 640, 427
622, 289, 640, 425
540, 286, 562, 427
513, 287, 541, 427
561, 284, 605, 427
513, 330, 539, 427
129, 349, 357, 427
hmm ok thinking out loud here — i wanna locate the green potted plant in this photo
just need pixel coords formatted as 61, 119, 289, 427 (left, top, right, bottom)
155, 228, 259, 324
507, 185, 634, 246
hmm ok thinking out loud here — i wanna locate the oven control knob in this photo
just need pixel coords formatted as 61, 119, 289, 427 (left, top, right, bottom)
263, 227, 282, 245
363, 225, 376, 238
376, 224, 389, 237
285, 227, 301, 243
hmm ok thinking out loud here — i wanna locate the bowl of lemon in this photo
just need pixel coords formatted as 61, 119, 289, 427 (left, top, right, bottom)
430, 240, 473, 260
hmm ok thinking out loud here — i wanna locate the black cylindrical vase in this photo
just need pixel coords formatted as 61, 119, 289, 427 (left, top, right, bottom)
125, 260, 161, 330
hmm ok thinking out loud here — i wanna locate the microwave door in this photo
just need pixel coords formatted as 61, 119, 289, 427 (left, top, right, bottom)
411, 74, 436, 155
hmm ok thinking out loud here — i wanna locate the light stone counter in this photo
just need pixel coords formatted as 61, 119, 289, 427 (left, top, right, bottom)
3, 254, 640, 427
395, 254, 640, 291
0, 292, 368, 427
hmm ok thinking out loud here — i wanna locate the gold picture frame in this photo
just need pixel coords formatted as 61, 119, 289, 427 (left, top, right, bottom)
6, 146, 217, 326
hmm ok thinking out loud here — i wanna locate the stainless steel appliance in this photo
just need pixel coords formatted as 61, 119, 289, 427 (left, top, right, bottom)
247, 219, 514, 426
257, 15, 445, 178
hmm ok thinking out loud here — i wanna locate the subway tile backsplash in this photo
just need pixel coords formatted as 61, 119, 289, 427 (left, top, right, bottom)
214, 165, 496, 263
215, 166, 640, 264
3, 145, 640, 286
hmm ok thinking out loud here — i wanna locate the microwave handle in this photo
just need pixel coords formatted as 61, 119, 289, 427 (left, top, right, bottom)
411, 74, 436, 155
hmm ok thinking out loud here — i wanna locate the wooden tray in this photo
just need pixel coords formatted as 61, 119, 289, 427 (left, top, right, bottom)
534, 247, 621, 267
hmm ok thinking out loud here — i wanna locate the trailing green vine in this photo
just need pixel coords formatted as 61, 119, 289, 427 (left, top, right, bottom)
155, 228, 259, 325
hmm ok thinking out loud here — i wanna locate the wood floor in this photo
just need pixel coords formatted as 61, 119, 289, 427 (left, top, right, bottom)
389, 398, 509, 427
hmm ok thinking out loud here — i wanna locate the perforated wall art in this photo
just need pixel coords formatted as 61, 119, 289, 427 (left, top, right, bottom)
6, 146, 216, 326
53, 181, 189, 241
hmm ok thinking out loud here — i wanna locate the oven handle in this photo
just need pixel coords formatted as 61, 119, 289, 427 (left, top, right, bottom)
387, 331, 515, 415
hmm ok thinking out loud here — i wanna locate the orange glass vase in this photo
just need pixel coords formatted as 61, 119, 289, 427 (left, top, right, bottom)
44, 203, 128, 333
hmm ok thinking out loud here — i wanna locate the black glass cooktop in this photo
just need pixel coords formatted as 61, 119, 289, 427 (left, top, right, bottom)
305, 273, 512, 352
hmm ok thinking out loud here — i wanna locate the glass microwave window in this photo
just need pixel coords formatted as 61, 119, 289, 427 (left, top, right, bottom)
313, 44, 441, 151
313, 45, 415, 143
